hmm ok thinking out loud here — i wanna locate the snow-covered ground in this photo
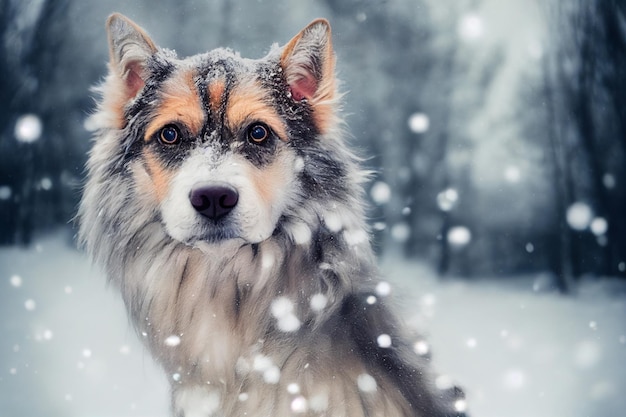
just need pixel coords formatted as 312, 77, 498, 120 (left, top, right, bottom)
1, 231, 625, 417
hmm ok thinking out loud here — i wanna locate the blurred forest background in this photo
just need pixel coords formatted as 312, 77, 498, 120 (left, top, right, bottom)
1, 0, 625, 290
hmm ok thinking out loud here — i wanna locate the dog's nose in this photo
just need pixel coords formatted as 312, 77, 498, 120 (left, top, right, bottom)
189, 183, 239, 220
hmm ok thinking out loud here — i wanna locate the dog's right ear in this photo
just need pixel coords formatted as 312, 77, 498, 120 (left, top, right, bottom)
106, 13, 157, 101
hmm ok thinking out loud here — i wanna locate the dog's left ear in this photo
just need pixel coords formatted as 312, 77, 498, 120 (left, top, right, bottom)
281, 19, 336, 104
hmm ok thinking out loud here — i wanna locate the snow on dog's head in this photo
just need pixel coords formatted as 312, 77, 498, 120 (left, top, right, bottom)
84, 14, 354, 246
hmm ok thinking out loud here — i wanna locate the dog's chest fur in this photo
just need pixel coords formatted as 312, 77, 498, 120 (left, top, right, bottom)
118, 223, 410, 416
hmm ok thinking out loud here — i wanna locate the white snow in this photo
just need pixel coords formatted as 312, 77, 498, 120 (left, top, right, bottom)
286, 382, 300, 394
590, 217, 608, 236
448, 226, 472, 247
458, 13, 484, 41
390, 222, 411, 242
14, 114, 43, 143
375, 281, 392, 297
413, 340, 430, 356
290, 395, 308, 413
164, 335, 181, 347
262, 366, 281, 384
436, 188, 459, 212
270, 297, 301, 332
10, 275, 22, 287
566, 202, 593, 231
1, 232, 625, 417
309, 293, 328, 312
602, 173, 616, 189
370, 181, 391, 205
380, 257, 626, 417
376, 334, 392, 348
356, 373, 377, 393
40, 177, 53, 191
0, 186, 11, 200
503, 166, 521, 183
407, 112, 430, 134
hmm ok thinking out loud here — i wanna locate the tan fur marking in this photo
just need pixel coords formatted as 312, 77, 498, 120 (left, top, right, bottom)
248, 155, 290, 205
208, 80, 225, 113
143, 149, 171, 202
144, 69, 205, 141
227, 82, 288, 141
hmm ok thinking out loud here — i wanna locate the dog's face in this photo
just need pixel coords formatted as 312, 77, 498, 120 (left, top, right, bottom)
98, 15, 342, 245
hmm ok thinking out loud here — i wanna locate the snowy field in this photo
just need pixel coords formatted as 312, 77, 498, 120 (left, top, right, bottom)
1, 231, 625, 417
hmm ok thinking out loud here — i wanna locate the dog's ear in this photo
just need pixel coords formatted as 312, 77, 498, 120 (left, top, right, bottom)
280, 19, 336, 104
106, 13, 157, 101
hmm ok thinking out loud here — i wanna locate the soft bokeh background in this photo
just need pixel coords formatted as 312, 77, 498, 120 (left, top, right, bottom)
1, 0, 625, 416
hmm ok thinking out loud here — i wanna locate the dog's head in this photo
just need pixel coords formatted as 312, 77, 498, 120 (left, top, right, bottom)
87, 14, 363, 247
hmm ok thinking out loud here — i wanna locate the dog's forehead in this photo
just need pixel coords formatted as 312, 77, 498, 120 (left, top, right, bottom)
191, 48, 265, 81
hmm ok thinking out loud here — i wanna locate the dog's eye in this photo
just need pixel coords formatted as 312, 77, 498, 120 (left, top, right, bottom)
159, 125, 180, 145
247, 124, 269, 144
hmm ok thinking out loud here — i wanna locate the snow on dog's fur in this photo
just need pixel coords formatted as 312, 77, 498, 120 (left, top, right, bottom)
79, 13, 466, 417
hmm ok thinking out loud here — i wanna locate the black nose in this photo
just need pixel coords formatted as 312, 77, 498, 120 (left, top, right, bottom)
189, 183, 239, 220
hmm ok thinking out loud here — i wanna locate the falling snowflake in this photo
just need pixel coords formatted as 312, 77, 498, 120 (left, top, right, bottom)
165, 335, 181, 347
377, 334, 392, 348
263, 366, 281, 384
357, 373, 377, 392
448, 226, 471, 247
343, 229, 368, 246
269, 298, 301, 331
590, 217, 608, 236
454, 399, 468, 413
290, 396, 308, 413
14, 114, 43, 143
271, 297, 294, 318
603, 173, 616, 189
287, 383, 301, 394
413, 340, 430, 356
407, 113, 430, 134
24, 299, 36, 311
40, 177, 53, 191
458, 13, 484, 41
310, 294, 328, 312
0, 186, 11, 200
375, 281, 391, 297
10, 275, 22, 287
566, 202, 593, 231
437, 188, 458, 212
390, 223, 411, 242
323, 211, 343, 233
370, 181, 391, 205
504, 166, 521, 183
435, 375, 454, 390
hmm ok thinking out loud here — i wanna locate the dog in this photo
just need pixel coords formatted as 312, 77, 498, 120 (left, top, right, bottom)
78, 13, 466, 417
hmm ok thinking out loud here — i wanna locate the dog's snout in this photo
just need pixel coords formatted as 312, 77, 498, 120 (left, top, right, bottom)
189, 183, 239, 220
